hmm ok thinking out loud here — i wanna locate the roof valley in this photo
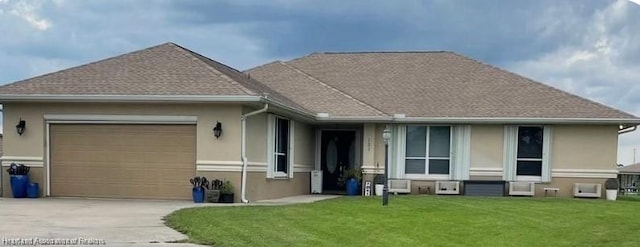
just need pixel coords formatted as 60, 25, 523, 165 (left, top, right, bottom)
279, 61, 388, 116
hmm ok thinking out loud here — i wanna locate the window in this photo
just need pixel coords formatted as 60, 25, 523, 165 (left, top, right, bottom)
504, 125, 551, 182
267, 115, 294, 179
516, 126, 543, 176
274, 117, 290, 175
405, 126, 451, 175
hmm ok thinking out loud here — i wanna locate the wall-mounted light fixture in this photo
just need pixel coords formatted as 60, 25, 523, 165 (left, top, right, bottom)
213, 121, 222, 139
16, 118, 26, 136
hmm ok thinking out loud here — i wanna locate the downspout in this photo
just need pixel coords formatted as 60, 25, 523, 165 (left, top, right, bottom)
240, 104, 269, 203
619, 125, 637, 135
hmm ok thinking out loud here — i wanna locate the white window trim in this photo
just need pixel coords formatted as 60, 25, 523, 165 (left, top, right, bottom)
400, 125, 453, 177
267, 114, 294, 179
504, 125, 552, 182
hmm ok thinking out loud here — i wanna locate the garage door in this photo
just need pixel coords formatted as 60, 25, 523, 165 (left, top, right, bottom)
50, 124, 196, 200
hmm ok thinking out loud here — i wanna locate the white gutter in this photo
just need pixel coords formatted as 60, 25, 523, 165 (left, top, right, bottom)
0, 94, 262, 103
240, 103, 269, 203
315, 116, 640, 125
260, 98, 316, 122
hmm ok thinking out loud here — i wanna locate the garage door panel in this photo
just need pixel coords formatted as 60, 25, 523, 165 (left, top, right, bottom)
50, 124, 196, 200
52, 145, 195, 154
51, 165, 194, 181
52, 183, 191, 199
52, 151, 195, 164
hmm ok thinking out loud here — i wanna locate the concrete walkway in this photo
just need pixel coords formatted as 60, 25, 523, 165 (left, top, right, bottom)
0, 195, 338, 246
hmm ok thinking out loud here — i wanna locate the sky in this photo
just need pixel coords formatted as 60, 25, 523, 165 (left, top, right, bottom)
0, 0, 639, 165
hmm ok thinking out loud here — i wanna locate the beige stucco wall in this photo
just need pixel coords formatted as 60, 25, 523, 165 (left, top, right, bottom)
362, 124, 376, 168
470, 125, 504, 169
244, 109, 315, 168
2, 102, 243, 162
551, 125, 618, 170
294, 120, 315, 168
373, 124, 619, 182
196, 171, 310, 202
3, 103, 317, 199
1, 102, 244, 198
373, 124, 386, 173
198, 111, 314, 202
244, 109, 267, 163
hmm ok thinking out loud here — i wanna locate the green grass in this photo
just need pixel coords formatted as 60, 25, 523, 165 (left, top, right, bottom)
165, 196, 640, 247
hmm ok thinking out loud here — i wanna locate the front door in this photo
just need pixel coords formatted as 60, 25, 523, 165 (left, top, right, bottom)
320, 130, 356, 192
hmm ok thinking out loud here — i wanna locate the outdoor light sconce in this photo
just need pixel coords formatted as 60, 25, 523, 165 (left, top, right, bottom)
213, 121, 222, 139
16, 118, 26, 136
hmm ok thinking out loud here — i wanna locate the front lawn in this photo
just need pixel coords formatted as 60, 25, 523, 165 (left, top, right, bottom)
165, 196, 640, 247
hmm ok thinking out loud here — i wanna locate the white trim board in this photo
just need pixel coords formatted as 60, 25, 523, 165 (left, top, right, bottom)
362, 166, 384, 174
551, 169, 618, 179
197, 163, 312, 173
196, 160, 266, 166
0, 156, 44, 161
1, 156, 45, 167
470, 167, 504, 176
44, 114, 197, 124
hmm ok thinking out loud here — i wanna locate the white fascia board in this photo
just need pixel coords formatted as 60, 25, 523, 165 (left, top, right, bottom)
393, 117, 640, 125
313, 116, 640, 125
0, 94, 262, 103
315, 116, 393, 122
44, 114, 197, 123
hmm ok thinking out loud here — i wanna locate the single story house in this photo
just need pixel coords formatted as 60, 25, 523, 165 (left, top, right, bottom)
0, 42, 638, 201
618, 163, 640, 193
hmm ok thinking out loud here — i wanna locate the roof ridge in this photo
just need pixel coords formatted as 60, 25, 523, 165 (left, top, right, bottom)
167, 43, 257, 96
448, 52, 638, 119
319, 51, 450, 55
279, 61, 388, 116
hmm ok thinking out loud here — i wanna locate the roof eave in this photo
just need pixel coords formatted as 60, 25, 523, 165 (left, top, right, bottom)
316, 116, 640, 125
0, 94, 262, 103
396, 117, 640, 125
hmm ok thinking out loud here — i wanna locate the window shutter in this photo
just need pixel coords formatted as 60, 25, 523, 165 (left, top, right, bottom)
288, 120, 295, 178
503, 125, 517, 181
541, 126, 553, 182
393, 125, 406, 179
451, 125, 471, 180
266, 114, 275, 179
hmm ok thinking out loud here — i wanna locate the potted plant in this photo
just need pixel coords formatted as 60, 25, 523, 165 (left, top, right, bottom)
219, 180, 235, 203
205, 179, 223, 203
605, 178, 619, 201
7, 163, 30, 198
189, 176, 206, 203
339, 167, 362, 196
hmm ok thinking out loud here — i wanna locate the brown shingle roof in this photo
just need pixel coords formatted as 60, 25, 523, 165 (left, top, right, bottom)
0, 43, 256, 96
1, 43, 637, 121
619, 163, 640, 174
247, 61, 386, 117
0, 42, 307, 112
249, 51, 637, 119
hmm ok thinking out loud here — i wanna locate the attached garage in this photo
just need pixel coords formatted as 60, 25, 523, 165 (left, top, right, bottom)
50, 124, 196, 200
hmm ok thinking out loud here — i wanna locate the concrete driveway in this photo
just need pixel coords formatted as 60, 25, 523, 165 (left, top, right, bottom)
0, 198, 205, 246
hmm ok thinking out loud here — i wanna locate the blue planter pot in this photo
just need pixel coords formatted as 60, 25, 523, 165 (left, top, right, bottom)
346, 178, 360, 196
27, 183, 39, 198
192, 187, 205, 203
10, 175, 29, 198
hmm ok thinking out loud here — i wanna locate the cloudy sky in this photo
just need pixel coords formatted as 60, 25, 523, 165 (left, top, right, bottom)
1, 0, 639, 164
